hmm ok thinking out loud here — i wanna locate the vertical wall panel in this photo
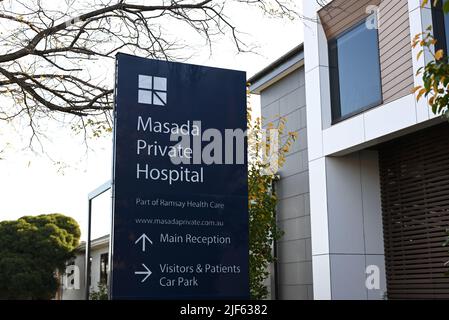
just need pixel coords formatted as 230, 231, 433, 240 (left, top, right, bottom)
378, 0, 414, 103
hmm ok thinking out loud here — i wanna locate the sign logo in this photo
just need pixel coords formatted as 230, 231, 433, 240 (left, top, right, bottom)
138, 75, 167, 106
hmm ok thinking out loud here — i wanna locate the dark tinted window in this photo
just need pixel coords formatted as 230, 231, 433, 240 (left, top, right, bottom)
329, 20, 382, 121
100, 253, 108, 284
432, 1, 449, 54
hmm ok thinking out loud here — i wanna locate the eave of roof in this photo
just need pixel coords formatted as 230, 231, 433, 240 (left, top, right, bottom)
77, 234, 109, 251
248, 43, 304, 94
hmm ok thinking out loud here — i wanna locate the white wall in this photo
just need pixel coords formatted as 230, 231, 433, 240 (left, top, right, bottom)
304, 0, 332, 300
260, 67, 313, 300
325, 151, 386, 299
61, 244, 109, 300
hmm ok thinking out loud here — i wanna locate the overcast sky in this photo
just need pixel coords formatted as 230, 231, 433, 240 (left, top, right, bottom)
0, 1, 304, 240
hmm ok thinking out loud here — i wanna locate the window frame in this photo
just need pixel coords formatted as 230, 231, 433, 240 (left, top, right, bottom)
328, 16, 383, 124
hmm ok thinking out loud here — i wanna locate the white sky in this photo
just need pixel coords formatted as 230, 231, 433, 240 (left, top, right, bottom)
0, 1, 304, 241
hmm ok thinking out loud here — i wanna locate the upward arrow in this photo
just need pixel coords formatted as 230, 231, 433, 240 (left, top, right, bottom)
135, 233, 153, 252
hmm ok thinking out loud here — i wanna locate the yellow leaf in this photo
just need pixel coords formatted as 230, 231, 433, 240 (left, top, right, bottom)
417, 50, 423, 60
417, 88, 427, 101
412, 86, 422, 94
435, 49, 444, 61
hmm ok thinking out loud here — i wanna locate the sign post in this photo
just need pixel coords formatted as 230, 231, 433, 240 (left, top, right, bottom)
111, 53, 248, 299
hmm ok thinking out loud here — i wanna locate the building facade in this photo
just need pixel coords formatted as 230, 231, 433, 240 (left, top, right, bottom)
59, 235, 109, 300
250, 46, 312, 300
250, 0, 449, 300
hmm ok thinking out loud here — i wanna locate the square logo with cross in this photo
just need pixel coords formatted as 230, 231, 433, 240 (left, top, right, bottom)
137, 75, 167, 106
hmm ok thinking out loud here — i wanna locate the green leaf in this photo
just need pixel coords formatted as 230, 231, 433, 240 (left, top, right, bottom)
444, 0, 449, 13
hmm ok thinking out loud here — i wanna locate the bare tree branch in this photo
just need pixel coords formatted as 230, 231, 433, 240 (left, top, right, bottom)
0, 0, 299, 151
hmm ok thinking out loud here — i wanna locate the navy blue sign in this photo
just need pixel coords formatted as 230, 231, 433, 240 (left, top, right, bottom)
111, 53, 248, 299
